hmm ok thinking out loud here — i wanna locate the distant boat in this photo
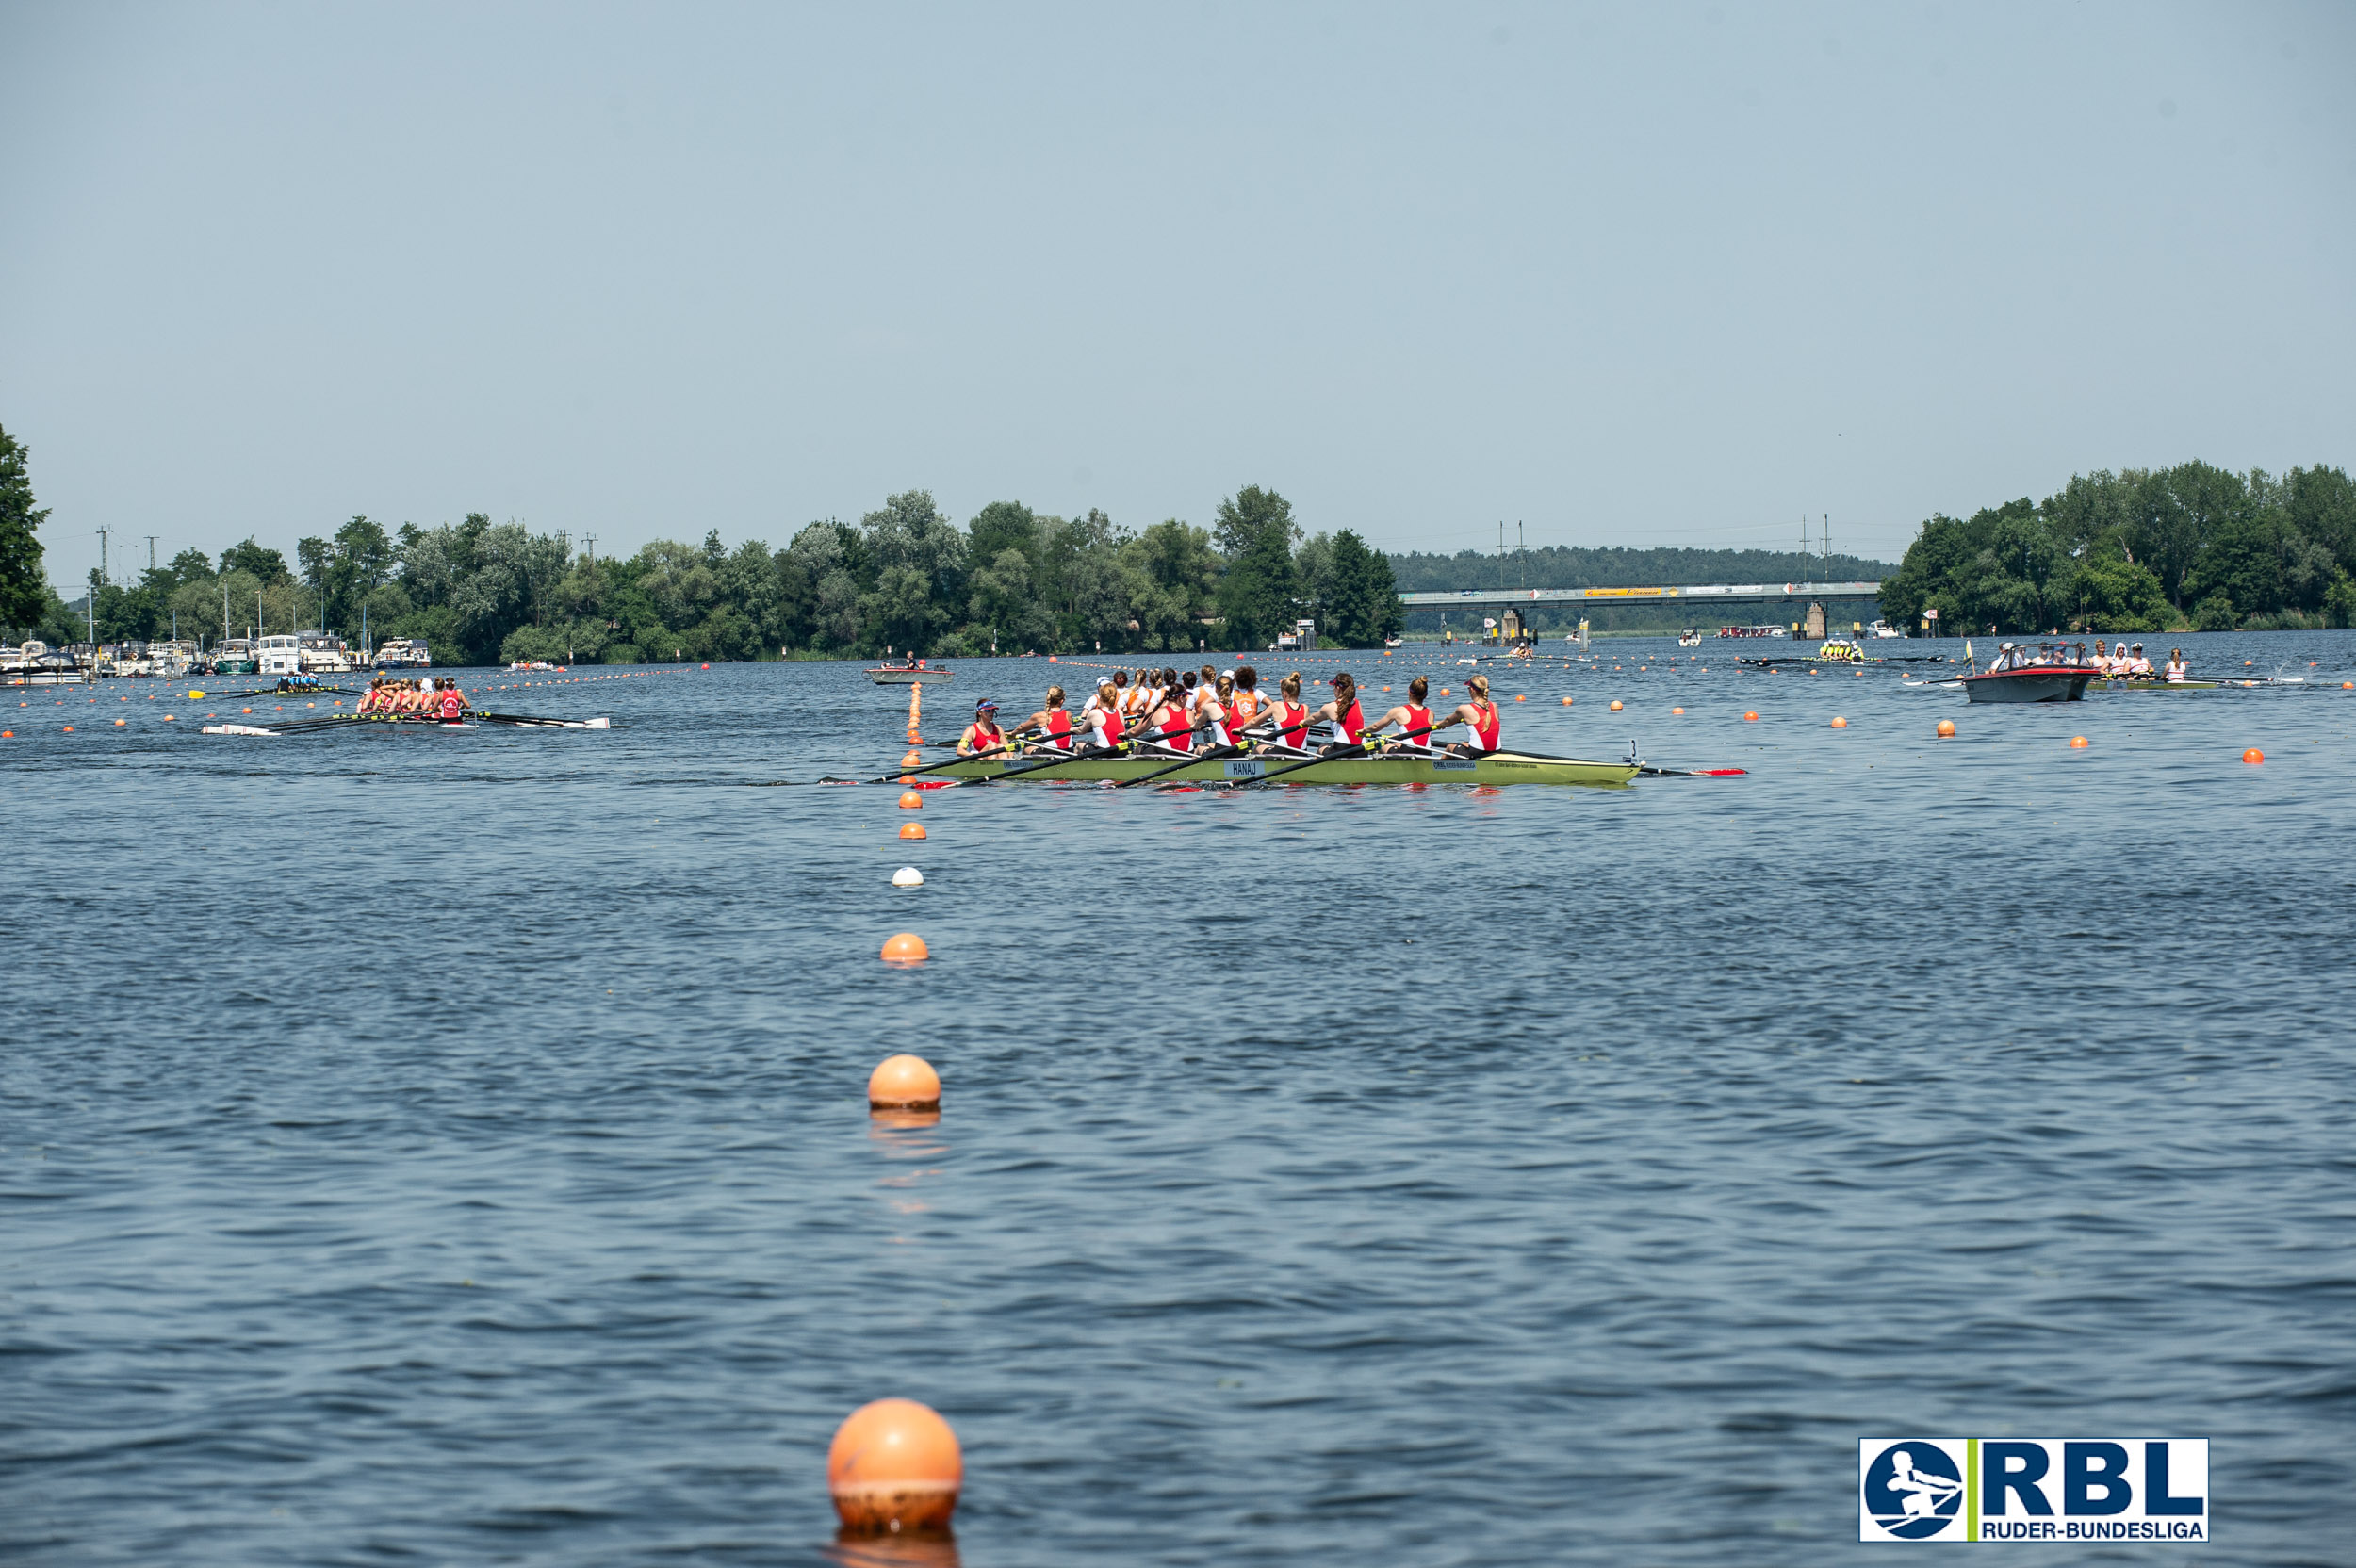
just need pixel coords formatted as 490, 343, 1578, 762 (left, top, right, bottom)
869, 661, 952, 686
1677, 629, 1702, 646
1960, 642, 2095, 703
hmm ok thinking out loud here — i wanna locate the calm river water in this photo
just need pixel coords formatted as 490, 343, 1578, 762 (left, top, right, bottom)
6, 631, 2353, 1566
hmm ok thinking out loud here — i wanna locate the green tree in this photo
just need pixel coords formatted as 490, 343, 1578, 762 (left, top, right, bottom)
859, 491, 965, 654
219, 536, 291, 583
1213, 484, 1297, 650
1321, 528, 1403, 646
2070, 551, 2172, 632
2192, 593, 2236, 631
0, 424, 51, 633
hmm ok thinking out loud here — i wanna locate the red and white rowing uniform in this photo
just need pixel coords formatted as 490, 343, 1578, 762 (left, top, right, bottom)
1269, 698, 1310, 749
1202, 698, 1233, 748
1156, 701, 1193, 753
1333, 698, 1365, 746
961, 721, 1005, 755
1088, 704, 1126, 749
1399, 702, 1432, 746
439, 689, 465, 721
1038, 710, 1073, 751
1228, 689, 1263, 739
1465, 697, 1502, 752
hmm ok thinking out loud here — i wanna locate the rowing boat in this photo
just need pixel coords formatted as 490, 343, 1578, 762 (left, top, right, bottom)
2088, 678, 2219, 692
869, 664, 952, 685
925, 746, 1638, 787
201, 713, 611, 735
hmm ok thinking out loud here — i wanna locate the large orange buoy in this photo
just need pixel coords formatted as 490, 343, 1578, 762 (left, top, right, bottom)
880, 933, 929, 965
1829, 716, 1847, 728
1561, 696, 1573, 706
1609, 700, 1623, 711
1742, 710, 1759, 722
2070, 735, 2088, 748
898, 791, 923, 810
1670, 707, 1684, 715
868, 1054, 941, 1110
899, 822, 926, 840
1514, 694, 1526, 702
828, 1397, 962, 1534
902, 751, 923, 767
2242, 748, 2264, 765
1935, 719, 1955, 738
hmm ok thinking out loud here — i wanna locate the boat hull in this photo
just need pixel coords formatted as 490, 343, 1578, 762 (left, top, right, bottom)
869, 669, 952, 685
924, 747, 1636, 787
1961, 669, 2092, 703
2089, 678, 2217, 692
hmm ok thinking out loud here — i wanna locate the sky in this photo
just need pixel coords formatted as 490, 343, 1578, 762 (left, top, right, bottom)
4, 1, 2351, 587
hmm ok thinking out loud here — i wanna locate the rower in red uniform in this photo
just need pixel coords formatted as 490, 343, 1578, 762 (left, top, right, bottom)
1146, 670, 1195, 754
1081, 679, 1129, 751
1310, 672, 1366, 754
437, 684, 466, 722
1260, 674, 1313, 750
1018, 686, 1075, 752
957, 699, 1008, 757
1429, 674, 1503, 755
1362, 676, 1435, 750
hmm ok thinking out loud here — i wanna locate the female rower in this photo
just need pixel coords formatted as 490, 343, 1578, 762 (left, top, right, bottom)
2126, 643, 2153, 677
2164, 648, 2188, 683
436, 682, 466, 722
1227, 666, 1265, 744
1144, 672, 1195, 754
1311, 672, 1366, 754
957, 699, 1008, 756
1019, 686, 1076, 753
1198, 673, 1238, 753
1119, 668, 1153, 724
1363, 676, 1435, 750
1429, 674, 1503, 755
1261, 674, 1313, 752
1082, 679, 1129, 751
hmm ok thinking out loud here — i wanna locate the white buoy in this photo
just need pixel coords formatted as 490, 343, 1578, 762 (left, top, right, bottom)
892, 867, 924, 888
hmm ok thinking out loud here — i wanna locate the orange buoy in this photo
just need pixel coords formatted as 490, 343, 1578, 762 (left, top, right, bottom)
2344, 682, 2353, 689
828, 1397, 962, 1534
899, 823, 926, 840
1438, 687, 1449, 696
902, 751, 923, 767
1670, 707, 1684, 715
1935, 719, 1955, 738
2242, 748, 2264, 765
1609, 700, 1623, 711
1742, 710, 1759, 722
880, 933, 929, 965
868, 1054, 941, 1110
61, 725, 72, 731
1514, 694, 1526, 702
114, 718, 124, 726
2070, 735, 2089, 748
1829, 716, 1847, 728
1560, 696, 1572, 705
898, 791, 923, 810
701, 662, 711, 669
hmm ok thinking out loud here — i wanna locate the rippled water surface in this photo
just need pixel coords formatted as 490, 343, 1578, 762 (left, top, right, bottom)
7, 632, 2354, 1566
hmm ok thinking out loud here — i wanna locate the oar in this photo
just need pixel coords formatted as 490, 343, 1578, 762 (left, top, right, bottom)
861, 727, 1043, 785
1107, 718, 1246, 788
1218, 720, 1448, 789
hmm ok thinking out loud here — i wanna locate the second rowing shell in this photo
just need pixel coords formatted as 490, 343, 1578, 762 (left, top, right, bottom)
925, 748, 1638, 787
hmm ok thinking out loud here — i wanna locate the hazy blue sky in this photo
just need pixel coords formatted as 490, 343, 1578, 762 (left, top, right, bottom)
5, 1, 2350, 585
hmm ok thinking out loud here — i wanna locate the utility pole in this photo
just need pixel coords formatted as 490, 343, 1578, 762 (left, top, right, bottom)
585, 534, 597, 569
147, 535, 158, 575
1824, 514, 1831, 583
96, 526, 113, 587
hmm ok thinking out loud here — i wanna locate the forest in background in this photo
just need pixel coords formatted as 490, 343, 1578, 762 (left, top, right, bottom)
1879, 461, 2356, 635
8, 471, 1405, 665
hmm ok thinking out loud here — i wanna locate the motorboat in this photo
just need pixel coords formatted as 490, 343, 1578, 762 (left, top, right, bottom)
1677, 629, 1702, 646
372, 638, 432, 669
1865, 619, 1905, 639
869, 660, 952, 685
1958, 641, 2097, 703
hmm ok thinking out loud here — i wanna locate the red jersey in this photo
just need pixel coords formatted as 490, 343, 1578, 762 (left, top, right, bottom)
1466, 698, 1501, 752
1156, 702, 1192, 752
963, 722, 1006, 754
1335, 699, 1365, 746
1271, 700, 1309, 748
1400, 703, 1432, 743
1039, 710, 1073, 750
439, 689, 465, 720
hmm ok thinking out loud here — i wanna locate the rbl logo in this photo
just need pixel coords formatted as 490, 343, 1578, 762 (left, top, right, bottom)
1859, 1438, 2208, 1543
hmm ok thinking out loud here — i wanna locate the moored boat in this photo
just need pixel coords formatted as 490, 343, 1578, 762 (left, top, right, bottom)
1959, 642, 2096, 703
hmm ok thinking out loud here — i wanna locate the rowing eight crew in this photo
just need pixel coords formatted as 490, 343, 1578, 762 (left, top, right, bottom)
957, 668, 1506, 760
358, 676, 470, 720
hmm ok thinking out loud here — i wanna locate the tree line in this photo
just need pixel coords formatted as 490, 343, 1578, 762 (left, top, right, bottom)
1878, 461, 2356, 635
0, 434, 1404, 665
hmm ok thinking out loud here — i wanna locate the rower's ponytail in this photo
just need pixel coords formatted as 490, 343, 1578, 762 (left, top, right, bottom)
1333, 672, 1355, 704
1409, 676, 1428, 702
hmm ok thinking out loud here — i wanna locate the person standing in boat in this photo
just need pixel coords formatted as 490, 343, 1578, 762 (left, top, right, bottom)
957, 699, 1008, 757
1310, 672, 1366, 753
1428, 674, 1505, 755
1362, 676, 1436, 750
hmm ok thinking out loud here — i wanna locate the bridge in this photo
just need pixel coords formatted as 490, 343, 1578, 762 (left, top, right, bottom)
1399, 580, 1882, 610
